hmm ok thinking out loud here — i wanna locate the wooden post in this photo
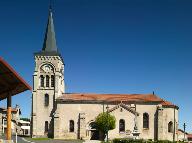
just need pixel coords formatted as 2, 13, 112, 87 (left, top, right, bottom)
6, 95, 12, 140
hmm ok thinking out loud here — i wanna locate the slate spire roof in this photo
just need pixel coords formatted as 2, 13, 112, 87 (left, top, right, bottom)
35, 6, 63, 57
42, 7, 58, 53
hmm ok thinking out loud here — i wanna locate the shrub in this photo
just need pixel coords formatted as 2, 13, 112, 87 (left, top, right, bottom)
112, 138, 183, 143
95, 112, 116, 135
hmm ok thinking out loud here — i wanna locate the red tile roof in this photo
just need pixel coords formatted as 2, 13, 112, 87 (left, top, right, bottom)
57, 93, 178, 108
188, 134, 192, 139
161, 100, 175, 107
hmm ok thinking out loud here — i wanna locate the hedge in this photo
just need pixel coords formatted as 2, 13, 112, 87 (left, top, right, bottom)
102, 138, 184, 143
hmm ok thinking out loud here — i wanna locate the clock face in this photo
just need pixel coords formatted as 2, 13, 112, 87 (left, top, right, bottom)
44, 65, 51, 72
40, 64, 53, 73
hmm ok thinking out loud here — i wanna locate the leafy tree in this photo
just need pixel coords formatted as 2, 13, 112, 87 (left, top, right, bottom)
95, 112, 116, 135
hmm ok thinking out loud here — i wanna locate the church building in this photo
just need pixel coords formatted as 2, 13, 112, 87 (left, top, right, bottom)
31, 8, 179, 141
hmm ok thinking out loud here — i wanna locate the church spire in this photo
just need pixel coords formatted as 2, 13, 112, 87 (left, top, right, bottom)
42, 6, 58, 53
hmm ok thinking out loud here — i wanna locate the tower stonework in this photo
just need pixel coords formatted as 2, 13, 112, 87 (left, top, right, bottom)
31, 8, 65, 138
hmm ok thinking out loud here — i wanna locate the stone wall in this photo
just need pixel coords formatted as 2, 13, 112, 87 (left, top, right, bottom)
162, 107, 178, 141
32, 55, 64, 138
53, 102, 178, 141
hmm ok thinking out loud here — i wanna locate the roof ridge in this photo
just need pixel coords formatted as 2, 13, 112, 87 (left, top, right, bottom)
62, 93, 155, 95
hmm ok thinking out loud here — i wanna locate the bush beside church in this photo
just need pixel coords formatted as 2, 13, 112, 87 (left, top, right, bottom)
103, 138, 184, 143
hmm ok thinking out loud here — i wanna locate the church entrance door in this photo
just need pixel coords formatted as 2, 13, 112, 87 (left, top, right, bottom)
90, 130, 99, 140
89, 122, 99, 140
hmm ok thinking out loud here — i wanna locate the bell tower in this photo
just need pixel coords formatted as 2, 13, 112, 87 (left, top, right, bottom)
31, 7, 65, 137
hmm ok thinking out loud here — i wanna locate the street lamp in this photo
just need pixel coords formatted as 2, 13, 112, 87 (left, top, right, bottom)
183, 123, 186, 142
106, 104, 109, 142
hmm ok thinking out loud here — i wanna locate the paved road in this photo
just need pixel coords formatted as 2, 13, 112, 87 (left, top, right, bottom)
0, 135, 28, 143
3, 135, 31, 143
1, 135, 100, 143
16, 136, 30, 143
22, 137, 84, 143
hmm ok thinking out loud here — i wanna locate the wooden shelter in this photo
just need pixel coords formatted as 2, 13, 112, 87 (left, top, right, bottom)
0, 57, 31, 140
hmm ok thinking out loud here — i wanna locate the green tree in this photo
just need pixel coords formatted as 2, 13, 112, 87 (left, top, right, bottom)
95, 112, 116, 135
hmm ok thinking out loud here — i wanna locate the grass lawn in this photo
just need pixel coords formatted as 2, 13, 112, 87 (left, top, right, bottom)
28, 138, 51, 141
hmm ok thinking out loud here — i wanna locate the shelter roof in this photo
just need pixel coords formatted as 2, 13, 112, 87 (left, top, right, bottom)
0, 57, 31, 100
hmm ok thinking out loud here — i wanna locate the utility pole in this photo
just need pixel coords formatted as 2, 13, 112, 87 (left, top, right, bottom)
183, 123, 186, 142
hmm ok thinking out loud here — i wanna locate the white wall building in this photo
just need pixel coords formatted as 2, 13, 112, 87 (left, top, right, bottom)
18, 120, 30, 136
0, 105, 21, 135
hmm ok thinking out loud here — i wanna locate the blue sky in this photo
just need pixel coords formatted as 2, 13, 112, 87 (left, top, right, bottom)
0, 0, 192, 131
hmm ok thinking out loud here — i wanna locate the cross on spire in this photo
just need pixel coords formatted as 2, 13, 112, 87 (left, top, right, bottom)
49, 0, 53, 11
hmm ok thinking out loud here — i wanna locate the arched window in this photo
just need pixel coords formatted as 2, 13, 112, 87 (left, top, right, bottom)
119, 119, 125, 132
45, 121, 48, 133
143, 113, 149, 129
44, 94, 49, 106
51, 75, 55, 87
46, 75, 50, 87
69, 120, 74, 132
40, 75, 44, 87
168, 121, 173, 133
